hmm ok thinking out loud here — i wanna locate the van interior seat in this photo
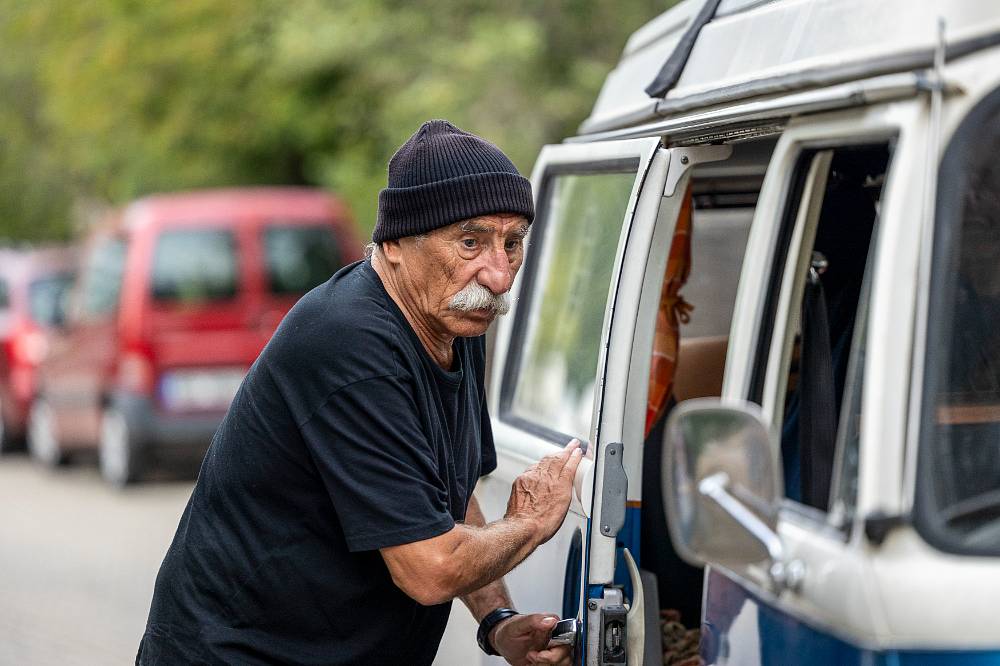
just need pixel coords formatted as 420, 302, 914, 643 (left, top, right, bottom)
673, 335, 728, 402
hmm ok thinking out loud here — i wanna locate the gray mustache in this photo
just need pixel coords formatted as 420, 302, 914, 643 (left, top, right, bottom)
448, 282, 510, 315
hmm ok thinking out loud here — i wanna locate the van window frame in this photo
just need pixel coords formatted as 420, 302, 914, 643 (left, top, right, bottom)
752, 135, 897, 532
498, 158, 640, 447
914, 84, 1000, 557
748, 150, 817, 404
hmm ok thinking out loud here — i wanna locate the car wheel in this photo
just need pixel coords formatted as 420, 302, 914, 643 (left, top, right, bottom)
27, 398, 65, 467
99, 408, 141, 487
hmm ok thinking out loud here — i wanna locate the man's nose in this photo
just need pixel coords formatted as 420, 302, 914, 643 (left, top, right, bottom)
476, 246, 513, 295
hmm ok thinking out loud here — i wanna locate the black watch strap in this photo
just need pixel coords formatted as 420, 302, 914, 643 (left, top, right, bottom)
477, 607, 519, 656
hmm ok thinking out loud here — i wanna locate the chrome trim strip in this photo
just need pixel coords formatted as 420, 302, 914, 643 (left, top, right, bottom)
567, 73, 922, 144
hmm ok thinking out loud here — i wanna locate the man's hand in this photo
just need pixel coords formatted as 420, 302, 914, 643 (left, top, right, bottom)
505, 439, 583, 546
492, 613, 573, 666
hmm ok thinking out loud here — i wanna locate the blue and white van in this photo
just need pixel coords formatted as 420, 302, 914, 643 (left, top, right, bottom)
436, 1, 1000, 663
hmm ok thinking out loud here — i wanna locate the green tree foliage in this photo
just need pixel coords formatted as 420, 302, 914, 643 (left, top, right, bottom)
0, 0, 668, 240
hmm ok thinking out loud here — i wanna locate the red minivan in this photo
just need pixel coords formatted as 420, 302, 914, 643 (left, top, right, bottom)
28, 188, 363, 485
0, 247, 76, 452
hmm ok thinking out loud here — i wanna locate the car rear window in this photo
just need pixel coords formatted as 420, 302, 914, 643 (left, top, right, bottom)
82, 237, 127, 317
263, 224, 343, 295
151, 229, 238, 303
29, 273, 74, 326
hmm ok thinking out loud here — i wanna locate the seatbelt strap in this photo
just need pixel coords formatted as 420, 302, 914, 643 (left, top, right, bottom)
799, 252, 838, 511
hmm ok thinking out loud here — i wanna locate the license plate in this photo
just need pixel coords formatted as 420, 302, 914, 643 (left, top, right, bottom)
158, 368, 246, 412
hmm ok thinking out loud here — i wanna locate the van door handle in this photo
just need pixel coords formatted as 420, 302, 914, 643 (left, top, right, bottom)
572, 455, 594, 517
622, 548, 645, 666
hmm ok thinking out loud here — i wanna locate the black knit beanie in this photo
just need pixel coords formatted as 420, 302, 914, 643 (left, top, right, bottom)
373, 120, 535, 243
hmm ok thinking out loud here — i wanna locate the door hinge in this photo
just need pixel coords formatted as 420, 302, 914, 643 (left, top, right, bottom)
599, 442, 627, 538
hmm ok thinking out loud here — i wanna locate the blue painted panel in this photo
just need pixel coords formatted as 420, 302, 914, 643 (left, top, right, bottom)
893, 653, 1000, 665
581, 508, 643, 665
703, 567, 1000, 665
612, 506, 642, 600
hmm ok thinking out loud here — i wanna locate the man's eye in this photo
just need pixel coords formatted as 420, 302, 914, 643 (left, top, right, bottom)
505, 239, 522, 251
462, 238, 478, 249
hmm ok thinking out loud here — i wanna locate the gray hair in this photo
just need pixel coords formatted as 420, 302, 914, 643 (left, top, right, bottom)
448, 281, 510, 315
365, 234, 429, 260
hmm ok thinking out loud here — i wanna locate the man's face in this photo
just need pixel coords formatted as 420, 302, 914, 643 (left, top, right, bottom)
396, 213, 529, 339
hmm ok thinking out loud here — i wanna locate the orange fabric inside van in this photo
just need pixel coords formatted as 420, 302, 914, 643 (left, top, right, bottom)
645, 184, 694, 437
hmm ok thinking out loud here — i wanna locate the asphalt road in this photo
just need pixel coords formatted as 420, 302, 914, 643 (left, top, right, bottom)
0, 454, 191, 665
0, 454, 478, 665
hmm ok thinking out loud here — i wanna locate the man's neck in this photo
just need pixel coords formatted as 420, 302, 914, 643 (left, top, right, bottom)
371, 255, 455, 370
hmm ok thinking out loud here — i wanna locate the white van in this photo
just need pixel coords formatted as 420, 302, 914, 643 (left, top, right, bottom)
437, 1, 1000, 663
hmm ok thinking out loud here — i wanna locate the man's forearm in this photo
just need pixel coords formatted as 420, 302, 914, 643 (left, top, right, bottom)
381, 442, 581, 608
460, 496, 514, 621
381, 497, 539, 606
442, 510, 537, 604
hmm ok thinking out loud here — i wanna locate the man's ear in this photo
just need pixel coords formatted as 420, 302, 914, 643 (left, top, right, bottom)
381, 239, 404, 265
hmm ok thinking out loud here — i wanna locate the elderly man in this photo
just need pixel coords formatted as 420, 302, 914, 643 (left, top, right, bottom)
138, 120, 582, 665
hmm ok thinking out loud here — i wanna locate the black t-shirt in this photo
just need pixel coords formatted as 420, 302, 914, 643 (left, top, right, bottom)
138, 260, 496, 665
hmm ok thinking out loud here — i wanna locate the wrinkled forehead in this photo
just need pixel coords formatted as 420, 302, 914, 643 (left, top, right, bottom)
449, 214, 530, 237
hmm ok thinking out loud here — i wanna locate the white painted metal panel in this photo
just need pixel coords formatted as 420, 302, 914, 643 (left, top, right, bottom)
583, 0, 1000, 133
673, 0, 999, 100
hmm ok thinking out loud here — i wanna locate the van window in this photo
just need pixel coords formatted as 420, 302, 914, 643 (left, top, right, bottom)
81, 237, 127, 317
669, 197, 757, 406
29, 273, 74, 327
681, 208, 753, 338
263, 224, 343, 295
0, 277, 9, 310
506, 170, 636, 443
918, 89, 1000, 555
151, 229, 238, 303
764, 144, 891, 516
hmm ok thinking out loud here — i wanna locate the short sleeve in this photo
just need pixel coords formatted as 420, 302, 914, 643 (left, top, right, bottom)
301, 374, 455, 552
472, 335, 497, 476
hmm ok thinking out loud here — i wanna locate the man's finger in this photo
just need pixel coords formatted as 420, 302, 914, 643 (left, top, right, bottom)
506, 614, 554, 639
527, 644, 573, 665
544, 443, 575, 469
541, 440, 580, 474
559, 445, 584, 481
533, 613, 559, 629
550, 440, 579, 464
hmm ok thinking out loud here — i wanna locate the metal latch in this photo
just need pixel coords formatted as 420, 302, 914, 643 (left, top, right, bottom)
598, 588, 627, 665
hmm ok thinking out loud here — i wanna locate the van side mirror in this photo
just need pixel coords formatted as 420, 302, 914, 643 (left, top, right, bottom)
663, 399, 801, 590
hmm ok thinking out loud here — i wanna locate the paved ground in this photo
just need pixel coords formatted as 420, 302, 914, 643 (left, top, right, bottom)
0, 454, 192, 665
0, 453, 478, 665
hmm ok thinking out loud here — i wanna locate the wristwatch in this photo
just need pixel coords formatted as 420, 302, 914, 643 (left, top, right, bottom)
477, 607, 519, 656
